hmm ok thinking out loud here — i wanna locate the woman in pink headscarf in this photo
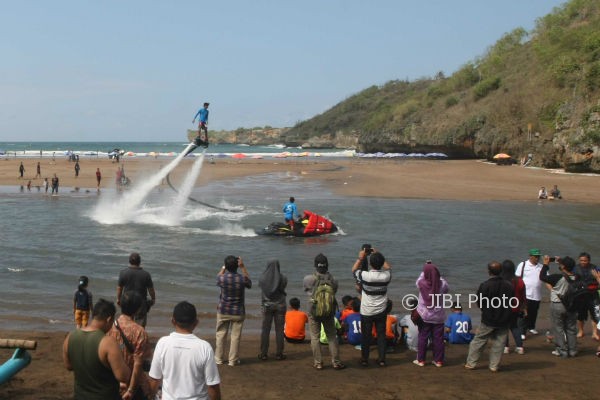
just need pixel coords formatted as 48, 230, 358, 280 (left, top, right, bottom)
414, 261, 449, 367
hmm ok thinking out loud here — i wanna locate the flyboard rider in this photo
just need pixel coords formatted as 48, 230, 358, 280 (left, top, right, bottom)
192, 102, 210, 148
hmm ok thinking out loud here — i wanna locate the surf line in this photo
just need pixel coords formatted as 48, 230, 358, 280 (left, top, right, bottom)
165, 149, 243, 213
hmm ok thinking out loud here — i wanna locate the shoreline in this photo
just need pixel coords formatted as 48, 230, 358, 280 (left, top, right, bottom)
2, 158, 600, 204
2, 315, 600, 400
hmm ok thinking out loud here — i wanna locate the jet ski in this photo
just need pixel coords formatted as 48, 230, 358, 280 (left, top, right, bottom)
259, 210, 338, 237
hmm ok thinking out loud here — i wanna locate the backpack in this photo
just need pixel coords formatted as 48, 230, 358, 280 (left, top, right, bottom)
558, 275, 588, 312
311, 273, 336, 319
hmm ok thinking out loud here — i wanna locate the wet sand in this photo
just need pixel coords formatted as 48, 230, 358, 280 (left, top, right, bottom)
1, 317, 600, 400
2, 157, 599, 203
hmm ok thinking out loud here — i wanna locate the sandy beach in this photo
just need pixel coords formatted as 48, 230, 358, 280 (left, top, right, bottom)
2, 156, 599, 203
2, 313, 600, 400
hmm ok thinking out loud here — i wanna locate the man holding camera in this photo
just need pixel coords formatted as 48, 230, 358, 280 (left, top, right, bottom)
216, 255, 252, 366
352, 246, 392, 367
539, 256, 580, 357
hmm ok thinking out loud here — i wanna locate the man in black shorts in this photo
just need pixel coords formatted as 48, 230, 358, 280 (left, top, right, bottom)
117, 252, 156, 328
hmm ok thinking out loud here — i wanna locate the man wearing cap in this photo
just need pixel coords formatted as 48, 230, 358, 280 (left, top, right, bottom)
516, 249, 545, 336
149, 301, 221, 400
303, 253, 346, 370
192, 102, 210, 147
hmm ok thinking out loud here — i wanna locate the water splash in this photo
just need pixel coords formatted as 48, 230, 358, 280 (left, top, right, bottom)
163, 153, 204, 225
90, 143, 196, 225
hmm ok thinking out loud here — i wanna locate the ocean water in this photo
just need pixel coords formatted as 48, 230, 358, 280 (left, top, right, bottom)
0, 141, 352, 159
1, 154, 599, 336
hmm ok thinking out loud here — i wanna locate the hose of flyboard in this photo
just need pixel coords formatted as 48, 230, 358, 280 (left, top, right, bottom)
165, 148, 244, 213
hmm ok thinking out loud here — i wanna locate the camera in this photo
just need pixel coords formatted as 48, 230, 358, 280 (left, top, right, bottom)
549, 256, 556, 262
362, 244, 373, 255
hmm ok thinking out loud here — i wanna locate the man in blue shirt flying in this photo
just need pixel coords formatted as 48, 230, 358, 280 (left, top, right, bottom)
192, 102, 210, 147
283, 197, 299, 228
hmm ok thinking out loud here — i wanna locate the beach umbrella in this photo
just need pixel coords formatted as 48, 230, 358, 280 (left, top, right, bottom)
251, 154, 263, 159
493, 153, 511, 159
232, 153, 247, 159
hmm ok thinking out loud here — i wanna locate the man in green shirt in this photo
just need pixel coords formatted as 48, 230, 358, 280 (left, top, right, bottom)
63, 299, 130, 400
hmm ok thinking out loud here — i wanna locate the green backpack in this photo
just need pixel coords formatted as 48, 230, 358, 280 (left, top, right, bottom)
311, 273, 336, 318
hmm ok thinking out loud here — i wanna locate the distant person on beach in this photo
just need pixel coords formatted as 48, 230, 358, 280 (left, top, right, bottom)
149, 301, 221, 400
500, 260, 526, 354
216, 255, 252, 366
352, 248, 392, 367
116, 252, 156, 328
258, 259, 287, 361
538, 186, 548, 199
414, 261, 448, 367
192, 102, 210, 147
73, 276, 93, 329
464, 261, 514, 372
539, 256, 581, 358
303, 253, 346, 370
550, 185, 562, 199
19, 162, 24, 179
282, 197, 299, 228
516, 249, 544, 338
74, 161, 80, 178
574, 252, 599, 340
36, 162, 41, 178
107, 291, 150, 400
96, 168, 102, 190
51, 174, 59, 194
26, 180, 31, 191
63, 299, 131, 400
43, 177, 49, 193
284, 297, 308, 343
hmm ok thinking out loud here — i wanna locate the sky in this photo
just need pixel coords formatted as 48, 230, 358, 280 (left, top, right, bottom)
0, 0, 567, 142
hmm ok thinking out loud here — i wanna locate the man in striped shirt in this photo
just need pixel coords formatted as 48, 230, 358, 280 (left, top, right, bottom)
352, 249, 392, 367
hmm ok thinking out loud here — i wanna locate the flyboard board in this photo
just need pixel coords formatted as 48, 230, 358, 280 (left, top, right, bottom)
184, 129, 208, 156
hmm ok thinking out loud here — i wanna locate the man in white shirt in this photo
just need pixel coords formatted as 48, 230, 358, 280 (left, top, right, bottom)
515, 249, 545, 337
149, 301, 221, 400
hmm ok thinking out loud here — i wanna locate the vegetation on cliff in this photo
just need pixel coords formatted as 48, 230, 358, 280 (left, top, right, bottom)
284, 0, 600, 170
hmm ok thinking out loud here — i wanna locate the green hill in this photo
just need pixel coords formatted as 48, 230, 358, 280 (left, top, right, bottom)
284, 0, 600, 171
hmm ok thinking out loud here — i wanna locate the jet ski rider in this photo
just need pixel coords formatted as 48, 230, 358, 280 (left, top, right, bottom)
283, 197, 299, 228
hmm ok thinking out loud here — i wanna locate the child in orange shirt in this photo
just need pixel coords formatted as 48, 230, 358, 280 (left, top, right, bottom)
284, 297, 308, 343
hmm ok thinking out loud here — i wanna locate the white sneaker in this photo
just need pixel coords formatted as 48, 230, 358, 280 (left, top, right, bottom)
521, 334, 526, 341
551, 349, 561, 357
529, 329, 539, 335
503, 347, 510, 354
515, 347, 525, 355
